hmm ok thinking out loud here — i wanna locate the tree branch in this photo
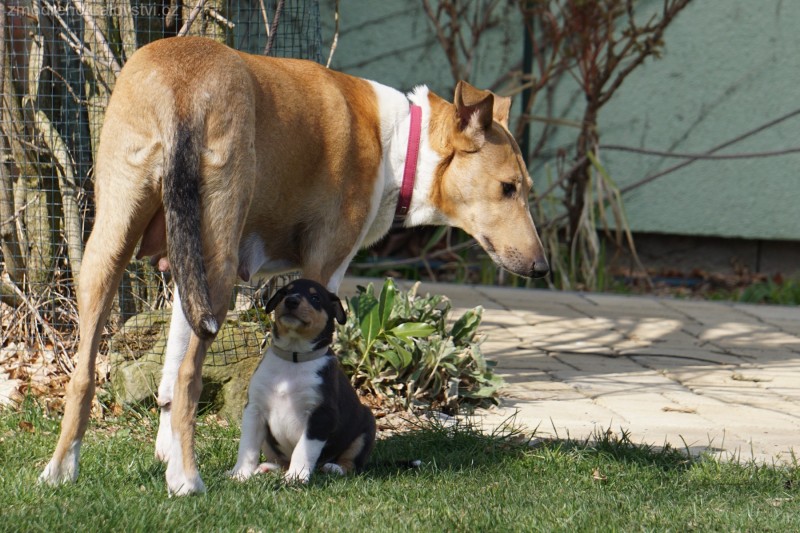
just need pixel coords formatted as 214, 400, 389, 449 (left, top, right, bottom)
71, 0, 123, 76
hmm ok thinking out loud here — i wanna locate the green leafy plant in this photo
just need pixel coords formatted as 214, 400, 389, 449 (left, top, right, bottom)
739, 278, 800, 306
334, 278, 502, 412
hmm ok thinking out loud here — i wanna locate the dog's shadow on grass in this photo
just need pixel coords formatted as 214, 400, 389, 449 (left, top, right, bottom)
363, 416, 699, 480
362, 416, 539, 480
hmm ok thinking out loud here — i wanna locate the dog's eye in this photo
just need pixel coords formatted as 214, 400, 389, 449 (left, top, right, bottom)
310, 294, 321, 305
501, 182, 516, 198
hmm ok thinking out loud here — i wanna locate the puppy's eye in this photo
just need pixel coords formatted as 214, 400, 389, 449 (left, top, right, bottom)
501, 182, 516, 198
310, 294, 321, 305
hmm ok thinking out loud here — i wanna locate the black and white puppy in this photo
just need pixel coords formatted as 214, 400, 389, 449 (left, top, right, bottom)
230, 279, 376, 484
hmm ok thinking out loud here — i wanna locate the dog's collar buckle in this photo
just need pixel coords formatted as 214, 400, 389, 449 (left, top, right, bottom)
395, 104, 422, 219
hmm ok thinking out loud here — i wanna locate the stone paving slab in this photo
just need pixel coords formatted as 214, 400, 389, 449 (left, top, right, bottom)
340, 278, 800, 464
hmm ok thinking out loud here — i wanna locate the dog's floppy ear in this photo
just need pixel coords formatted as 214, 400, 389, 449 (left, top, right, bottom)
453, 81, 494, 150
328, 291, 347, 325
265, 287, 287, 314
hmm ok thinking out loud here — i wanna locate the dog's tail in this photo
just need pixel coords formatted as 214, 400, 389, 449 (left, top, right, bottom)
162, 123, 219, 340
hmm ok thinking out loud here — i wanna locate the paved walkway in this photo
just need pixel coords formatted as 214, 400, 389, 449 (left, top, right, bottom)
340, 278, 800, 464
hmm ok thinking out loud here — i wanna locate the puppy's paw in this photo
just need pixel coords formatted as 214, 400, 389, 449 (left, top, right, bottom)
228, 466, 255, 482
320, 463, 345, 476
283, 466, 312, 485
257, 462, 283, 474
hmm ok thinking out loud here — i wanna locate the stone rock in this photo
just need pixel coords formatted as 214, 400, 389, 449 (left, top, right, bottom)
109, 309, 269, 421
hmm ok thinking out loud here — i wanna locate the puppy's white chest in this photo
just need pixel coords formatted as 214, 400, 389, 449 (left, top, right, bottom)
250, 353, 326, 455
272, 380, 292, 397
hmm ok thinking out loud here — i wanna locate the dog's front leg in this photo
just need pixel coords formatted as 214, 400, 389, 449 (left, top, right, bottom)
40, 224, 140, 485
285, 434, 327, 484
165, 333, 208, 496
229, 403, 266, 481
155, 287, 192, 462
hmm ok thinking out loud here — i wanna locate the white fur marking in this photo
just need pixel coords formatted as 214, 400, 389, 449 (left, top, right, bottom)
155, 286, 192, 462
285, 436, 326, 484
38, 439, 82, 486
363, 80, 411, 246
405, 86, 449, 227
238, 233, 295, 282
155, 409, 172, 463
165, 431, 205, 496
364, 82, 448, 241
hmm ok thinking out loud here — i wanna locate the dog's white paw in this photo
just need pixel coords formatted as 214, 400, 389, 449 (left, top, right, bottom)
166, 461, 206, 496
321, 463, 345, 476
154, 408, 172, 463
39, 440, 82, 486
39, 457, 78, 486
165, 436, 205, 496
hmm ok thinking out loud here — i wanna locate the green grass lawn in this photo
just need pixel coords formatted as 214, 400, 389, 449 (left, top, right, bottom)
1, 400, 798, 532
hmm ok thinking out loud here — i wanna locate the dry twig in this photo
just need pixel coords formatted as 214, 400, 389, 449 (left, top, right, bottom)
178, 0, 208, 37
326, 0, 340, 68
70, 0, 122, 76
5, 279, 73, 373
264, 0, 285, 56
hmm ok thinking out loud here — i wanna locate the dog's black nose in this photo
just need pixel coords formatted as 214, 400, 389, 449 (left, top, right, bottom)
284, 294, 301, 310
530, 259, 549, 279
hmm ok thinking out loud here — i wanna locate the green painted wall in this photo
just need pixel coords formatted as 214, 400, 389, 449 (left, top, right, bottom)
321, 1, 521, 97
600, 0, 800, 241
320, 0, 800, 241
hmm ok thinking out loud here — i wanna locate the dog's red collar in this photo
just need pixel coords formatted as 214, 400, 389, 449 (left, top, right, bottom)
395, 104, 422, 219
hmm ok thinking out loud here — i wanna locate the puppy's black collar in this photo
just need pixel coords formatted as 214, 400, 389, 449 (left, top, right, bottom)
271, 345, 329, 363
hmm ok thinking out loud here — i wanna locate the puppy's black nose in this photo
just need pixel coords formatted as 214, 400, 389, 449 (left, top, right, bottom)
284, 294, 301, 310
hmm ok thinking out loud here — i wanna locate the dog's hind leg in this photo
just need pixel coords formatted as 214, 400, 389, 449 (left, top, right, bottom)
154, 286, 192, 462
164, 247, 243, 495
164, 126, 255, 495
257, 437, 288, 474
40, 170, 159, 486
322, 428, 375, 476
163, 215, 246, 493
164, 330, 211, 495
165, 247, 245, 494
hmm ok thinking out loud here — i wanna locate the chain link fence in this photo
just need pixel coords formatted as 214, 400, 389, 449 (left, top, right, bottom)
0, 0, 320, 405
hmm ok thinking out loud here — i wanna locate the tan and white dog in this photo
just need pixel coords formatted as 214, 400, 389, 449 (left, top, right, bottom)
40, 36, 548, 495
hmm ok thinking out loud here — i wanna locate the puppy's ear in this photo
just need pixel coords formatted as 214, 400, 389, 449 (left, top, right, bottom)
265, 287, 287, 314
329, 292, 347, 325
